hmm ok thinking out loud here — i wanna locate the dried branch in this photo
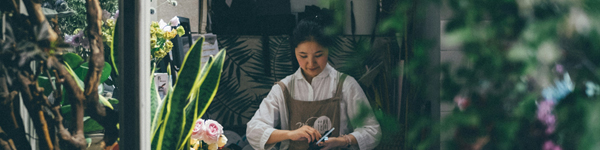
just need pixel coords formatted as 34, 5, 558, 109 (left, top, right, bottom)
0, 77, 31, 150
84, 0, 104, 110
16, 71, 55, 150
0, 77, 17, 150
0, 126, 17, 150
84, 0, 119, 146
0, 0, 19, 13
21, 0, 58, 44
48, 57, 87, 149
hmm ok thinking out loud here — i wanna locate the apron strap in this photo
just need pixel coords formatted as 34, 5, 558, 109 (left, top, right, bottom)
334, 74, 348, 98
276, 82, 292, 101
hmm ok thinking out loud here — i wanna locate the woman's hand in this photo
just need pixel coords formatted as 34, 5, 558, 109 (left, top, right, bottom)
286, 126, 322, 143
317, 137, 346, 150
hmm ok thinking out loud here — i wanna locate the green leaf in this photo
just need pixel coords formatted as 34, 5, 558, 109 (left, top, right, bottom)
60, 63, 114, 119
99, 95, 113, 110
61, 104, 72, 121
37, 76, 55, 96
177, 49, 226, 150
152, 37, 205, 150
61, 63, 85, 105
107, 98, 119, 105
84, 117, 105, 133
63, 53, 84, 69
74, 62, 113, 83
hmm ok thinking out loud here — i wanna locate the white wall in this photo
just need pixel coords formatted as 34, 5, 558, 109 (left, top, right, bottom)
154, 0, 199, 33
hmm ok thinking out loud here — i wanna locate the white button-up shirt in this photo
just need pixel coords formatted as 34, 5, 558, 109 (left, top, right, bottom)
247, 64, 381, 150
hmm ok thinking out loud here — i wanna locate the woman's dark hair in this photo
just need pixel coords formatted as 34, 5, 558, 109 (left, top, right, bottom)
291, 19, 333, 49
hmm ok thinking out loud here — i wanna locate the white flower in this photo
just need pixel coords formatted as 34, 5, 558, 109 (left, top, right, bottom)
170, 16, 180, 26
159, 19, 171, 31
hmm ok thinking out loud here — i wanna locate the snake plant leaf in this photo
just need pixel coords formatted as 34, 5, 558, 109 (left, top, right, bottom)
152, 37, 205, 150
177, 49, 226, 150
74, 62, 112, 84
150, 68, 161, 124
151, 87, 171, 148
110, 18, 120, 76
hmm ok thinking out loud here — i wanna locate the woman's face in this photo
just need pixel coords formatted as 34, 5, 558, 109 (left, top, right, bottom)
295, 41, 329, 79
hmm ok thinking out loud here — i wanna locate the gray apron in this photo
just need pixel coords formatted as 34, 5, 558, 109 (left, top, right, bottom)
276, 74, 348, 150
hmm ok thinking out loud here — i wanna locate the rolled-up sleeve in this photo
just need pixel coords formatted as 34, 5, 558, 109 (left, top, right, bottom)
247, 84, 284, 150
344, 77, 382, 150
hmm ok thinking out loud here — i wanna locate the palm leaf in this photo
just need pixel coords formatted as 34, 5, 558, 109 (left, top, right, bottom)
247, 35, 295, 85
327, 36, 355, 68
336, 36, 371, 78
208, 35, 266, 126
268, 36, 295, 80
218, 35, 263, 84
209, 73, 255, 126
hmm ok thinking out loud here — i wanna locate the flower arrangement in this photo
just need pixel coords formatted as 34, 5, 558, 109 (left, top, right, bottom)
150, 16, 185, 62
101, 9, 118, 48
190, 119, 228, 150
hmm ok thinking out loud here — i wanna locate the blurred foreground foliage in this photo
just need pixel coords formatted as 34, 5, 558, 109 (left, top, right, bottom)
378, 0, 600, 149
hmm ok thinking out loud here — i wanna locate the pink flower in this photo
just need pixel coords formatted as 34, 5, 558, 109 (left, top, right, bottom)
543, 140, 562, 150
201, 119, 223, 144
191, 119, 205, 140
555, 64, 564, 74
453, 96, 470, 111
537, 101, 556, 122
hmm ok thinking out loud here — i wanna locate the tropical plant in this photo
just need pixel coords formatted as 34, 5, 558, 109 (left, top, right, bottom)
0, 0, 119, 149
150, 36, 227, 150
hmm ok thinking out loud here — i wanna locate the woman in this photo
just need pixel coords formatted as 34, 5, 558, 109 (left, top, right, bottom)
247, 19, 381, 150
